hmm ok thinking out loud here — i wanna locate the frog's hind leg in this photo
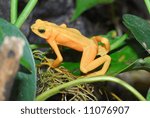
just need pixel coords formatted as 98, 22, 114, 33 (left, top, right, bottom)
80, 46, 111, 77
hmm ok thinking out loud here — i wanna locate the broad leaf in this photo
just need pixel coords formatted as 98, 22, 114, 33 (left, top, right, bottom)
20, 57, 32, 73
106, 46, 138, 75
127, 57, 150, 71
71, 0, 114, 21
61, 46, 138, 76
0, 18, 36, 100
61, 62, 80, 76
123, 14, 150, 54
146, 88, 150, 101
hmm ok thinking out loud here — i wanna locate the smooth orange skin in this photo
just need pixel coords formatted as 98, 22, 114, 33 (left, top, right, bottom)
31, 19, 111, 77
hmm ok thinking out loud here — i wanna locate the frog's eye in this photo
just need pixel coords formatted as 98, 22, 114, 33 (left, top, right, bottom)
38, 28, 45, 34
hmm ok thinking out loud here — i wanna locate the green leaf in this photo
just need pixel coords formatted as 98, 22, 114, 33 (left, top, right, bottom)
109, 34, 128, 51
123, 14, 150, 54
127, 57, 150, 71
0, 18, 36, 100
20, 57, 32, 73
61, 62, 80, 76
146, 88, 150, 101
106, 46, 138, 76
71, 0, 114, 21
144, 0, 150, 14
61, 46, 138, 76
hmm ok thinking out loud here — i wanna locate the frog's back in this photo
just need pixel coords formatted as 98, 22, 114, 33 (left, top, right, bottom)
47, 22, 90, 44
48, 22, 94, 51
57, 24, 88, 41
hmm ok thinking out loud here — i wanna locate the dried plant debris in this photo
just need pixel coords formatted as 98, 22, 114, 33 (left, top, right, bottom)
36, 67, 97, 101
0, 36, 24, 100
34, 50, 123, 101
34, 50, 97, 101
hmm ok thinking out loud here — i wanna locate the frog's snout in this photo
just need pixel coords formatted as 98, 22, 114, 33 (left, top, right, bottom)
31, 24, 35, 30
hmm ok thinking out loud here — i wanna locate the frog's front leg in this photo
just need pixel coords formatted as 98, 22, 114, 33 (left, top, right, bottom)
48, 40, 63, 68
80, 45, 111, 77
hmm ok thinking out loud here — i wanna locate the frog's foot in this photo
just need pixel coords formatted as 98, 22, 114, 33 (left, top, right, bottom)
40, 58, 54, 67
97, 46, 109, 56
81, 56, 111, 78
80, 45, 111, 77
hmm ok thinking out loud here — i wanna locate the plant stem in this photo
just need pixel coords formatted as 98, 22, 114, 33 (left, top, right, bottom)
144, 0, 150, 14
110, 34, 128, 51
36, 76, 146, 101
15, 0, 38, 28
11, 0, 18, 24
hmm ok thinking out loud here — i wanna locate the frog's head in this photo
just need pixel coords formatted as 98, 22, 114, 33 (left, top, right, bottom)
31, 19, 52, 39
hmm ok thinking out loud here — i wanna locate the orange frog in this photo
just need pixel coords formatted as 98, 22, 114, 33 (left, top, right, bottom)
31, 19, 111, 77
